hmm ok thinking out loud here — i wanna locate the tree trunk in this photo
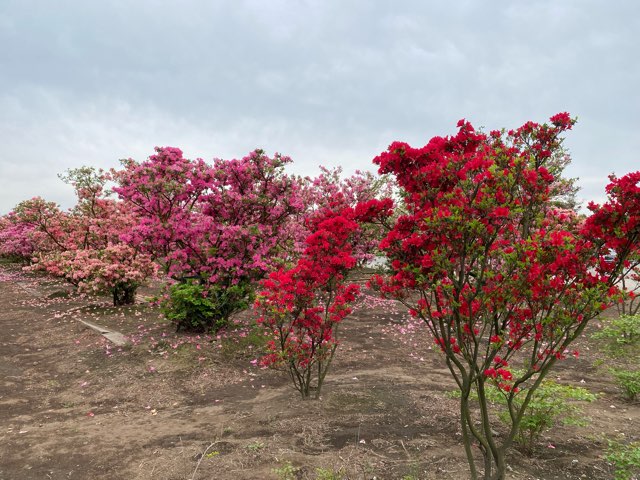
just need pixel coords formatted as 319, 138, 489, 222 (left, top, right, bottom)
113, 284, 136, 306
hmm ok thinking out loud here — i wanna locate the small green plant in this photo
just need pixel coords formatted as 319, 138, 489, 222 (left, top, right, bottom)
273, 461, 298, 480
610, 368, 640, 401
606, 440, 640, 480
483, 379, 597, 455
246, 440, 265, 452
593, 314, 640, 354
400, 461, 422, 480
315, 467, 347, 480
204, 450, 220, 458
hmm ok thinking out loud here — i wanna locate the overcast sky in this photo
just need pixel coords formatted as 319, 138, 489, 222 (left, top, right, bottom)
1, 0, 638, 214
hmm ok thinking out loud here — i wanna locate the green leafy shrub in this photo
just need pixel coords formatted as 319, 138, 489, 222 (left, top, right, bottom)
161, 282, 218, 332
610, 368, 640, 401
606, 441, 640, 480
161, 281, 253, 332
593, 314, 640, 355
483, 379, 597, 455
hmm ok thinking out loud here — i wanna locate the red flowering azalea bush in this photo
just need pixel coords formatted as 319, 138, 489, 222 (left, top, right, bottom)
370, 113, 640, 479
256, 199, 392, 399
585, 171, 640, 316
297, 166, 396, 263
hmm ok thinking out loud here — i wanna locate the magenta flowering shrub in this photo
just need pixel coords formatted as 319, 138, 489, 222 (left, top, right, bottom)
0, 212, 46, 262
112, 147, 304, 330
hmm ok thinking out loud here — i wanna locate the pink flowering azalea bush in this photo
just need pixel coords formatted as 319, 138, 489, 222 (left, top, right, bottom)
34, 244, 156, 305
112, 147, 304, 331
370, 113, 640, 479
0, 212, 46, 263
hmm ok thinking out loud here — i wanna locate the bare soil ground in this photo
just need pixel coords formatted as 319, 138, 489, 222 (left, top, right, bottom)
0, 263, 638, 480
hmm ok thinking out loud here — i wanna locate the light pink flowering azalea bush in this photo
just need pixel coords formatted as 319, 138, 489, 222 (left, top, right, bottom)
7, 167, 156, 305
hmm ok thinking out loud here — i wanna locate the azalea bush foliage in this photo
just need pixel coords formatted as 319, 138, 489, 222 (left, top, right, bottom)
161, 281, 254, 333
110, 147, 392, 331
591, 312, 640, 402
593, 313, 640, 352
111, 147, 304, 330
0, 212, 44, 263
255, 199, 392, 399
370, 113, 640, 479
451, 377, 597, 456
0, 146, 391, 326
610, 368, 640, 401
5, 168, 156, 305
606, 440, 640, 480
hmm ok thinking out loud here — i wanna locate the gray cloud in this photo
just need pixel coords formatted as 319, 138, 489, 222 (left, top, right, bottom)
1, 0, 638, 212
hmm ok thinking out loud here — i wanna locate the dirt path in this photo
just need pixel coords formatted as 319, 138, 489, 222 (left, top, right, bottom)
0, 267, 637, 479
